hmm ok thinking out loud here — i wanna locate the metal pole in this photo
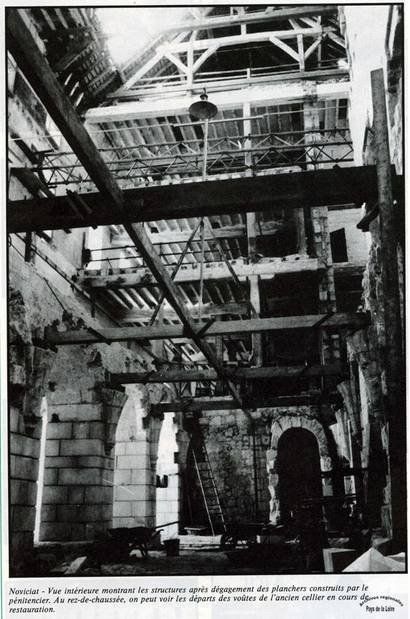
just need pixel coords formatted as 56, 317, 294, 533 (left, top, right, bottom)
198, 218, 206, 320
371, 68, 405, 550
202, 118, 209, 180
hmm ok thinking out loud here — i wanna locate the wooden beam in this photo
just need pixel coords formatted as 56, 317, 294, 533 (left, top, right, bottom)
79, 259, 366, 290
162, 6, 336, 34
109, 362, 344, 385
80, 257, 322, 289
8, 166, 381, 234
85, 80, 349, 122
269, 35, 300, 62
110, 68, 349, 102
192, 44, 219, 73
151, 392, 340, 413
45, 313, 370, 346
162, 27, 322, 54
162, 50, 189, 75
6, 9, 243, 408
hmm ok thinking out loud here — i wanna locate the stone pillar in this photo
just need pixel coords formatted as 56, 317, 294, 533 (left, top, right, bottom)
40, 349, 127, 541
112, 385, 165, 529
155, 414, 180, 537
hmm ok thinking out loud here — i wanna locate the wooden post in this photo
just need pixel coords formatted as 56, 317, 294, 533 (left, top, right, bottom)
243, 102, 263, 366
371, 68, 405, 549
303, 96, 320, 255
249, 275, 263, 367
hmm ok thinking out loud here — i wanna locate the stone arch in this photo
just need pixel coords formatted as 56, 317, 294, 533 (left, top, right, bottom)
266, 411, 332, 524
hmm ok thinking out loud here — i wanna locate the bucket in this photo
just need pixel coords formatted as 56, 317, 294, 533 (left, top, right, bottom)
164, 539, 180, 557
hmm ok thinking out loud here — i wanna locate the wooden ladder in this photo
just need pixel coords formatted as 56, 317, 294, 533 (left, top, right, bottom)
190, 421, 226, 536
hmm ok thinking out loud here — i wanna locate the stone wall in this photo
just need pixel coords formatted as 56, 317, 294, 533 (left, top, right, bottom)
191, 409, 271, 523
183, 405, 339, 527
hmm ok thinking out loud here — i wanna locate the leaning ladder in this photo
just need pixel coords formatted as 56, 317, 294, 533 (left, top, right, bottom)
191, 430, 226, 536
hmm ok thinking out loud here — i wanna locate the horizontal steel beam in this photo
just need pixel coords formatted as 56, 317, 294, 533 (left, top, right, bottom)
8, 166, 382, 233
45, 313, 369, 345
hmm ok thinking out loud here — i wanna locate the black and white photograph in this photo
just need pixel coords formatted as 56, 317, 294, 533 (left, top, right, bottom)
4, 2, 406, 584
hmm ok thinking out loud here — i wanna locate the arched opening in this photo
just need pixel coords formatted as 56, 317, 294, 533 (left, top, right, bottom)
155, 414, 179, 538
277, 427, 323, 523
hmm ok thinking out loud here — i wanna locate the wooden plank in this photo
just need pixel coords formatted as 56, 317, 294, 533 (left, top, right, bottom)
112, 224, 247, 247
79, 257, 322, 289
6, 10, 243, 408
109, 362, 344, 385
7, 166, 383, 234
45, 313, 370, 345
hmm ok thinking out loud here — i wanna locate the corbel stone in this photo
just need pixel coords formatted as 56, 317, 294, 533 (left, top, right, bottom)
99, 386, 128, 455
9, 340, 56, 435
23, 346, 57, 435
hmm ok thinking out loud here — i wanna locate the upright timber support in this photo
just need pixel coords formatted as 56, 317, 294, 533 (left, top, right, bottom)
249, 276, 263, 367
371, 69, 405, 550
243, 102, 262, 367
304, 96, 338, 363
303, 94, 320, 255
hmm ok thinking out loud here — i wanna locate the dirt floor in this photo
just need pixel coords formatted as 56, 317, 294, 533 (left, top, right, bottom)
79, 548, 302, 576
35, 536, 305, 577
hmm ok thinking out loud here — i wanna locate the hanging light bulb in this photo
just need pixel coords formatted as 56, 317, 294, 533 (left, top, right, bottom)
188, 88, 218, 120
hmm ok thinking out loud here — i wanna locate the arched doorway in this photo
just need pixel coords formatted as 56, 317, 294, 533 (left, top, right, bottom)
277, 427, 322, 523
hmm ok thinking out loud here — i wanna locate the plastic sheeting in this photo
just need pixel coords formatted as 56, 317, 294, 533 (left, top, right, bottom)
343, 547, 406, 572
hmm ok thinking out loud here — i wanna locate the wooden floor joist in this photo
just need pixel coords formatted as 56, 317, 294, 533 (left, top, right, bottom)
7, 165, 387, 233
79, 257, 323, 289
151, 392, 341, 413
45, 312, 369, 345
6, 10, 243, 408
108, 362, 344, 385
